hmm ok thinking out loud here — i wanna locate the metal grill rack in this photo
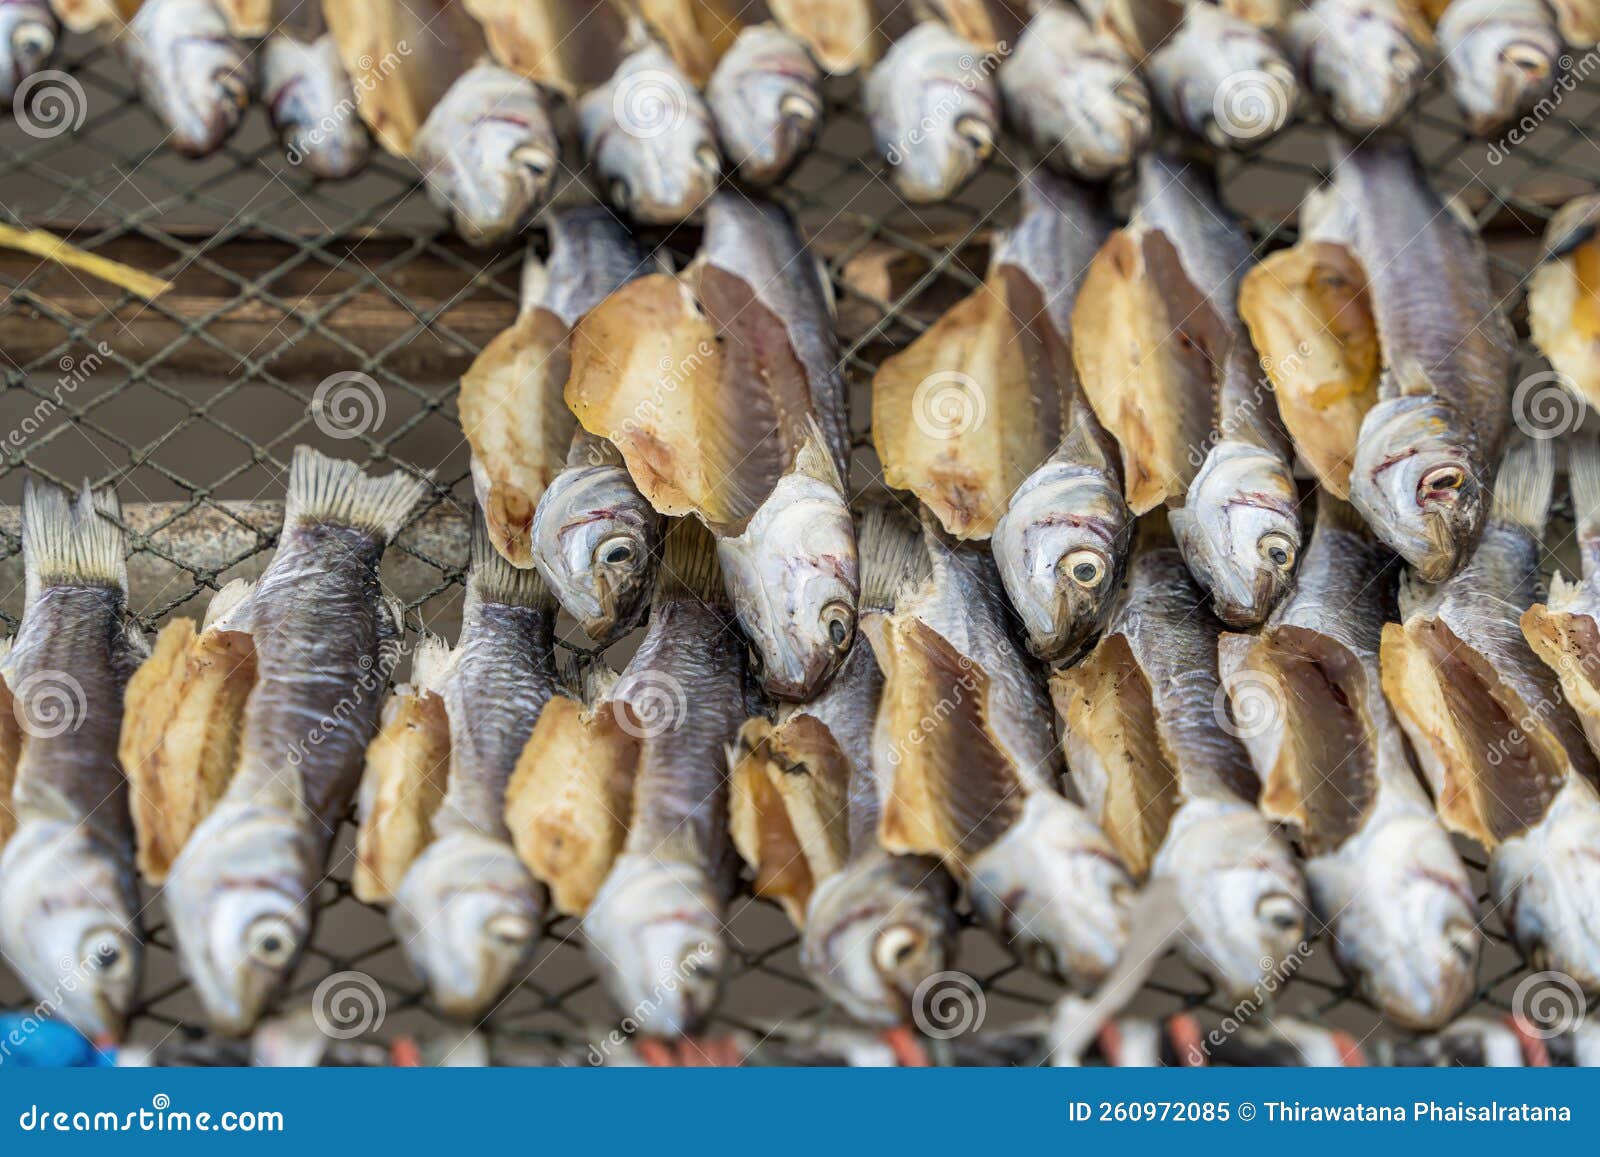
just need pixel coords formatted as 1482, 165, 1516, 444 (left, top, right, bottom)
1, 30, 1598, 1065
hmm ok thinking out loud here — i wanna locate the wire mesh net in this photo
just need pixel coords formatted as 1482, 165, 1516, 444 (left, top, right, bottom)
1, 30, 1598, 1065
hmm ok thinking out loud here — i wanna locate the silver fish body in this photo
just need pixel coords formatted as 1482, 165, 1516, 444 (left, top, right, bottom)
263, 31, 370, 179
1146, 3, 1298, 148
1333, 135, 1512, 581
1437, 0, 1564, 135
997, 4, 1151, 180
864, 21, 999, 203
0, 482, 144, 1041
164, 449, 424, 1033
1286, 0, 1427, 131
989, 173, 1130, 662
0, 0, 56, 104
578, 44, 721, 225
391, 534, 556, 1020
413, 62, 558, 246
707, 23, 822, 185
123, 0, 253, 157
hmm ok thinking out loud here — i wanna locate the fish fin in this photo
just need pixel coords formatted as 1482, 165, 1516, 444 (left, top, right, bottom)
119, 610, 259, 883
655, 516, 725, 603
0, 639, 20, 853
201, 578, 255, 635
871, 272, 1048, 538
1570, 434, 1600, 578
874, 615, 1024, 864
560, 651, 620, 707
729, 713, 853, 927
407, 633, 455, 697
352, 671, 452, 905
284, 446, 427, 543
1490, 435, 1554, 538
1099, 0, 1184, 52
469, 510, 555, 610
505, 692, 639, 916
857, 495, 929, 613
1314, 491, 1373, 538
21, 478, 127, 605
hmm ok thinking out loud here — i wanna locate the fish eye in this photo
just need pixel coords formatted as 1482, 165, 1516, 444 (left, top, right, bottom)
81, 930, 130, 978
1255, 893, 1301, 933
1502, 41, 1552, 77
246, 915, 299, 970
1445, 920, 1478, 967
486, 913, 535, 948
1418, 465, 1466, 503
695, 143, 722, 175
595, 534, 636, 567
1060, 548, 1107, 589
778, 92, 820, 128
512, 144, 555, 179
953, 114, 994, 159
214, 70, 250, 110
609, 178, 631, 208
873, 925, 925, 973
821, 600, 855, 650
1258, 532, 1296, 571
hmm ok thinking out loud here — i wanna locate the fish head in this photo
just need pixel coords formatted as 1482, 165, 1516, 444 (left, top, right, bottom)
1312, 813, 1480, 1030
580, 855, 727, 1037
1155, 800, 1307, 1003
991, 464, 1130, 663
1151, 12, 1297, 148
1293, 5, 1423, 132
967, 794, 1134, 990
1349, 396, 1484, 583
1050, 52, 1152, 180
719, 475, 859, 701
865, 27, 998, 204
264, 36, 370, 181
0, 822, 141, 1040
126, 0, 252, 158
799, 854, 956, 1026
1444, 8, 1562, 134
0, 4, 56, 101
418, 74, 558, 247
1491, 788, 1600, 990
710, 33, 822, 185
163, 805, 310, 1035
1174, 441, 1301, 628
391, 832, 542, 1020
532, 464, 662, 644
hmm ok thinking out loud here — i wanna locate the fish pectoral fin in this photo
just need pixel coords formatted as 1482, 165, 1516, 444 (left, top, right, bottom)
504, 693, 640, 917
352, 677, 452, 905
118, 612, 260, 884
728, 713, 853, 927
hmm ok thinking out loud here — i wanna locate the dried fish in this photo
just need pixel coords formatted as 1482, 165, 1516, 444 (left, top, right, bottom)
122, 0, 254, 157
0, 0, 57, 104
1549, 0, 1600, 45
1053, 518, 1308, 1002
864, 21, 999, 204
352, 635, 451, 905
1333, 134, 1512, 582
566, 193, 857, 701
581, 519, 749, 1036
1142, 2, 1299, 148
391, 521, 557, 1020
463, 208, 652, 569
0, 481, 146, 1041
731, 499, 958, 1026
1219, 496, 1479, 1029
1436, 0, 1563, 136
767, 0, 882, 73
164, 448, 424, 1033
578, 42, 720, 225
120, 579, 256, 884
707, 23, 822, 186
998, 4, 1150, 180
463, 0, 630, 97
1384, 437, 1600, 991
985, 173, 1130, 663
1528, 194, 1600, 413
870, 517, 1134, 989
260, 1, 369, 179
1286, 0, 1430, 132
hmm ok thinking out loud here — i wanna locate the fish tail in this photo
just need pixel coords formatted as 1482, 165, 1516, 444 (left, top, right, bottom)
284, 446, 427, 543
1490, 434, 1554, 537
21, 477, 127, 603
1569, 433, 1600, 577
656, 516, 724, 603
469, 511, 554, 610
561, 651, 619, 706
408, 632, 454, 696
201, 577, 255, 634
857, 495, 927, 612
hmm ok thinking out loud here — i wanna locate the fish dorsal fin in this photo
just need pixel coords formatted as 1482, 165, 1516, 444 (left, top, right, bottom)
1491, 436, 1554, 539
728, 713, 853, 927
1237, 238, 1379, 498
1049, 634, 1179, 879
504, 688, 640, 916
119, 581, 262, 884
351, 636, 453, 904
868, 614, 1024, 866
872, 272, 1053, 539
1072, 229, 1221, 513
